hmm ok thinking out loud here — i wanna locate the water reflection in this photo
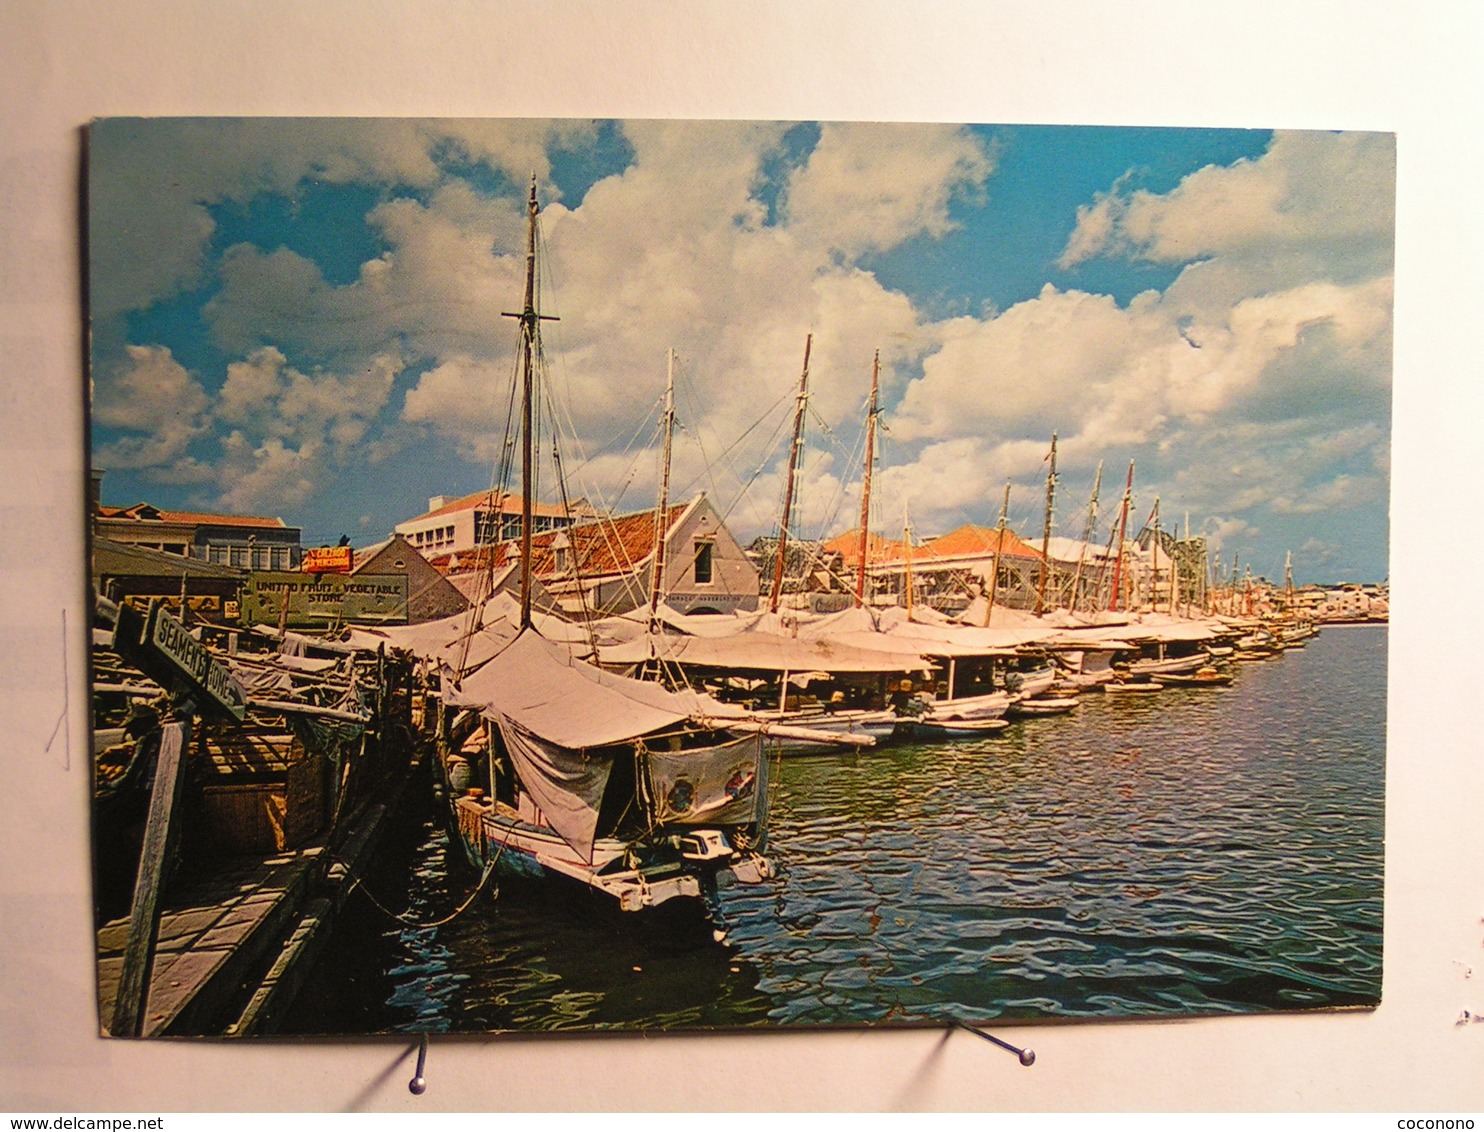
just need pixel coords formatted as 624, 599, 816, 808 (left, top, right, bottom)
285, 625, 1384, 1033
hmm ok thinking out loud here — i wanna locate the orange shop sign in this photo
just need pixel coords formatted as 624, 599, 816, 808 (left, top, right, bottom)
303, 545, 353, 574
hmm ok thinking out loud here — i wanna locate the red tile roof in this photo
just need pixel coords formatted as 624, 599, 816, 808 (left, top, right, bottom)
435, 504, 690, 581
96, 503, 289, 529
919, 524, 1044, 562
820, 529, 914, 568
820, 524, 1042, 567
157, 509, 290, 529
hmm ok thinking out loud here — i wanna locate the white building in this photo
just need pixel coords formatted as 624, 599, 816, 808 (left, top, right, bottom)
394, 491, 595, 557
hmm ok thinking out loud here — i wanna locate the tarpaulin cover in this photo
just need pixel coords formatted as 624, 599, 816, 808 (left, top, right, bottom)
645, 733, 765, 826
449, 629, 742, 749
496, 716, 614, 862
802, 606, 1045, 654
343, 597, 587, 668
598, 628, 928, 673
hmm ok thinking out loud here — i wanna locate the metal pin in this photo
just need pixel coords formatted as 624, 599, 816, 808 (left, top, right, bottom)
955, 1020, 1036, 1066
408, 1032, 430, 1095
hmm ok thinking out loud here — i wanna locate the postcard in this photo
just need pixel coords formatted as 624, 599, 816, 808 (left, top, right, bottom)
86, 118, 1391, 1037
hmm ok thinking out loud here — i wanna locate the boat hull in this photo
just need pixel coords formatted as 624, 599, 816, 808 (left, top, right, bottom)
911, 717, 1010, 739
1007, 696, 1079, 717
926, 690, 1010, 722
769, 709, 901, 754
452, 795, 769, 912
1127, 652, 1210, 677
1159, 671, 1234, 687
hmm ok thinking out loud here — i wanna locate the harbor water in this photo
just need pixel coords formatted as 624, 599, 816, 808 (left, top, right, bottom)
283, 624, 1385, 1033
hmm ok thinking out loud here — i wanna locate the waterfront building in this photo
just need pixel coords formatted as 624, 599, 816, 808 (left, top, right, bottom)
92, 472, 302, 570
91, 536, 247, 625
351, 534, 470, 624
819, 524, 1046, 614
393, 490, 600, 557
427, 492, 758, 617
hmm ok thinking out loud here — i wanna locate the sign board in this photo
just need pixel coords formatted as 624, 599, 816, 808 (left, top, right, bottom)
303, 546, 354, 574
113, 599, 248, 721
240, 571, 409, 628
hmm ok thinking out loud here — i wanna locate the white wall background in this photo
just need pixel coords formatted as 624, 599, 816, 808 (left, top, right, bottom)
1, 0, 1480, 1113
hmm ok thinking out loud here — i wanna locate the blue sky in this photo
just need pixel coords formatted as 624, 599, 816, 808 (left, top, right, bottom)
89, 119, 1393, 584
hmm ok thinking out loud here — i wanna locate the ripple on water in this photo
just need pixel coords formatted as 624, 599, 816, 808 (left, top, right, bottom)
282, 625, 1385, 1033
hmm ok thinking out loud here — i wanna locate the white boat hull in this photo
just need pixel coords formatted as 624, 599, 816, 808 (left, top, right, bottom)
455, 795, 769, 911
1007, 695, 1079, 717
768, 708, 901, 754
1007, 664, 1058, 697
1127, 652, 1209, 677
927, 690, 1010, 721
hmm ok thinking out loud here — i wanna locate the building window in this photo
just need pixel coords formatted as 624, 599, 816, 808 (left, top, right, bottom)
693, 540, 714, 585
474, 511, 495, 544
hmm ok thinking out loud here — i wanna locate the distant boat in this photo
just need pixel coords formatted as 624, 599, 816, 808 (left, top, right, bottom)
1159, 667, 1234, 687
765, 707, 902, 755
1103, 680, 1164, 693
1051, 645, 1121, 688
910, 716, 1011, 739
1126, 643, 1210, 678
1007, 695, 1080, 717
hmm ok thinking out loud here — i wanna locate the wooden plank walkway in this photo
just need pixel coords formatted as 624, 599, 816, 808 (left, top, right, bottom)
96, 847, 322, 1037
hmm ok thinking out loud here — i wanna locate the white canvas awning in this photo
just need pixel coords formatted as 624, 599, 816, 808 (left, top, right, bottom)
802, 606, 1049, 655
597, 628, 929, 674
449, 629, 738, 749
342, 596, 589, 666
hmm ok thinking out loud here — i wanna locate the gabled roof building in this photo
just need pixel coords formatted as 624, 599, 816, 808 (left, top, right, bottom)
430, 493, 758, 618
394, 490, 598, 558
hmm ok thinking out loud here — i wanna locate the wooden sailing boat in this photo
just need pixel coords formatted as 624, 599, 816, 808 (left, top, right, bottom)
597, 344, 918, 757
434, 179, 773, 913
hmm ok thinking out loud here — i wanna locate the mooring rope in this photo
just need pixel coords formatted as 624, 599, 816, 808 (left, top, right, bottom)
334, 837, 506, 930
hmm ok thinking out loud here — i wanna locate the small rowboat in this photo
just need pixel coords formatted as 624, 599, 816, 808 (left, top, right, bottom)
1159, 668, 1234, 687
1103, 681, 1164, 693
912, 717, 1011, 738
1007, 696, 1080, 717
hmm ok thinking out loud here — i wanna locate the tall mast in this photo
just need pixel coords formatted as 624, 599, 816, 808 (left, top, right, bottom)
854, 351, 880, 607
770, 334, 812, 614
903, 508, 915, 620
495, 175, 542, 631
647, 348, 677, 634
1284, 550, 1295, 613
500, 176, 557, 631
1150, 496, 1163, 611
1108, 461, 1134, 612
984, 482, 1011, 626
1069, 461, 1102, 614
1036, 433, 1057, 615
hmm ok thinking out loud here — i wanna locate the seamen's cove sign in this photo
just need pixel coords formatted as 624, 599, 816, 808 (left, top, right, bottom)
113, 599, 248, 720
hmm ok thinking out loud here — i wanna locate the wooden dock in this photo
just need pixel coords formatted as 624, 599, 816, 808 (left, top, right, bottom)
95, 794, 401, 1037
96, 847, 322, 1036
